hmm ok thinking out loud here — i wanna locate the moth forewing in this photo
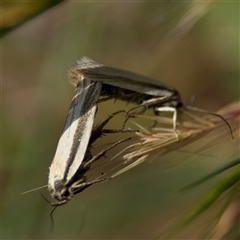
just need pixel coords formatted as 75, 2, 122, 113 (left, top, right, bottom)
48, 77, 102, 204
73, 56, 179, 99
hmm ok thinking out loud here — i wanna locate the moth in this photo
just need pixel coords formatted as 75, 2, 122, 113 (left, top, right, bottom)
48, 77, 102, 206
48, 77, 133, 206
69, 56, 233, 137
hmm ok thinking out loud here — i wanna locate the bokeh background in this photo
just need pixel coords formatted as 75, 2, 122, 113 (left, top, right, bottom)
2, 1, 239, 239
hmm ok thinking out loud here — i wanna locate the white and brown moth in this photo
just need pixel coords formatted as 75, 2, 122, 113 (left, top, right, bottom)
48, 76, 133, 206
48, 77, 102, 206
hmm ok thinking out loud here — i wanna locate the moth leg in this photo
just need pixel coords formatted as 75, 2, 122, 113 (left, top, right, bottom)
155, 106, 179, 140
141, 95, 170, 107
70, 177, 110, 196
123, 96, 174, 129
84, 138, 131, 167
122, 105, 147, 130
97, 96, 114, 103
72, 175, 112, 196
90, 110, 127, 144
73, 176, 109, 189
102, 129, 137, 134
97, 110, 126, 130
71, 137, 132, 196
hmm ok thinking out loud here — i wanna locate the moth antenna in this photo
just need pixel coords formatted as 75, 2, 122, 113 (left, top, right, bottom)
39, 192, 52, 205
39, 192, 57, 231
50, 206, 57, 232
21, 185, 48, 195
185, 105, 234, 140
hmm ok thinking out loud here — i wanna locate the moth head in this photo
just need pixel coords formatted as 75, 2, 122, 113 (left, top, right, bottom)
68, 65, 84, 87
48, 180, 73, 205
164, 90, 183, 108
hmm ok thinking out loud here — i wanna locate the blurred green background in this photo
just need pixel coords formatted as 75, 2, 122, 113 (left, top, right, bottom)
2, 1, 239, 239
